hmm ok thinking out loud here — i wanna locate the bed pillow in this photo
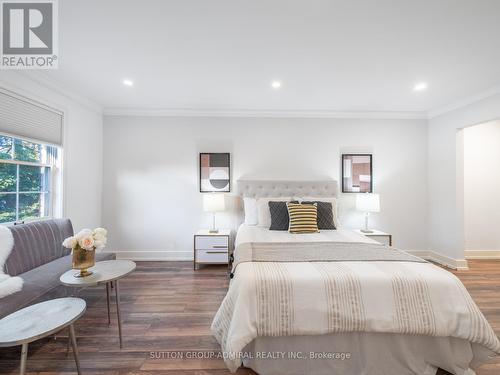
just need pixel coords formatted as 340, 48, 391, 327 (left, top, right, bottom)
243, 197, 258, 225
269, 201, 298, 230
257, 197, 292, 227
287, 202, 319, 234
300, 197, 339, 228
302, 201, 336, 230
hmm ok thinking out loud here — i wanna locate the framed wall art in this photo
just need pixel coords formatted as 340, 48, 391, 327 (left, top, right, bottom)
342, 154, 373, 193
199, 153, 231, 192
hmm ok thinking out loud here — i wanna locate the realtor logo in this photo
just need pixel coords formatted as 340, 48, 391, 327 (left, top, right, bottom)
1, 0, 58, 69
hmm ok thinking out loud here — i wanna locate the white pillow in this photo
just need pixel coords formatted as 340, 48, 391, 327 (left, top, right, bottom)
299, 196, 339, 229
257, 197, 292, 227
243, 197, 258, 225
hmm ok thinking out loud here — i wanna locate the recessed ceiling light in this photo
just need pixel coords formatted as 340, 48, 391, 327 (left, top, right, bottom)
122, 79, 134, 87
413, 82, 428, 92
271, 81, 281, 89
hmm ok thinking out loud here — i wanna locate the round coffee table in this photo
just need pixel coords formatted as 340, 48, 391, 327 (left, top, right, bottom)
60, 260, 136, 348
0, 297, 86, 375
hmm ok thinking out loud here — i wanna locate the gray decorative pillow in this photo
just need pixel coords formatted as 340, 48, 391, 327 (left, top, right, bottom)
269, 201, 297, 230
302, 201, 336, 230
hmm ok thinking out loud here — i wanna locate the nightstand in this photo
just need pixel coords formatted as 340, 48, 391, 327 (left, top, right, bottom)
194, 229, 231, 270
353, 229, 392, 246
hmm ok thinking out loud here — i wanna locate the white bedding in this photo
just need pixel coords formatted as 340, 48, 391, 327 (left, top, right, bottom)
212, 224, 500, 374
235, 224, 377, 248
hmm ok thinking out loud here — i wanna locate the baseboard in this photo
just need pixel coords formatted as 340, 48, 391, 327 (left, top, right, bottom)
106, 249, 470, 269
108, 250, 192, 261
465, 249, 500, 259
407, 250, 469, 270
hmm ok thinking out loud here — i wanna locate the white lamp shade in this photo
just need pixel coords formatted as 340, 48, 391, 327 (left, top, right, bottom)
203, 194, 226, 212
356, 193, 380, 213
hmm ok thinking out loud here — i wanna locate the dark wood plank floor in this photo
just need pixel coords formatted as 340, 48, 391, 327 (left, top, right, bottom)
0, 260, 498, 375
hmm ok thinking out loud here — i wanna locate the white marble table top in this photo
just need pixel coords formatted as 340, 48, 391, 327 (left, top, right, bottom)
0, 297, 86, 347
60, 260, 136, 287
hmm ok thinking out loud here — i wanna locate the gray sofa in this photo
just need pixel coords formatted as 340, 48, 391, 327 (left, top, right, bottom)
0, 218, 115, 319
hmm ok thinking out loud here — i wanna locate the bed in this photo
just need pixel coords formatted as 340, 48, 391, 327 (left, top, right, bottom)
211, 180, 500, 375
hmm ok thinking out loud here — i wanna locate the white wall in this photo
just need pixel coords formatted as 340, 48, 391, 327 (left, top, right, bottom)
464, 120, 500, 252
0, 72, 103, 231
428, 93, 500, 264
3, 72, 500, 266
102, 116, 428, 260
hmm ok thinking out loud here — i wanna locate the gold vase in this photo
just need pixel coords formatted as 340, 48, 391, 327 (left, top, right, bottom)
72, 245, 95, 277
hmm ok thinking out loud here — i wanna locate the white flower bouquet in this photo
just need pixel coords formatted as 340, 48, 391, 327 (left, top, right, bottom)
63, 227, 108, 252
63, 227, 108, 277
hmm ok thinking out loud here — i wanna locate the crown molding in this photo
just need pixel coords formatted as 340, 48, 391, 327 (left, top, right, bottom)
427, 84, 500, 119
103, 107, 428, 120
9, 72, 500, 120
11, 71, 103, 115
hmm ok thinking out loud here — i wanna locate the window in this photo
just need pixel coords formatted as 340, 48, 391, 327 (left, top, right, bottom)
0, 135, 59, 224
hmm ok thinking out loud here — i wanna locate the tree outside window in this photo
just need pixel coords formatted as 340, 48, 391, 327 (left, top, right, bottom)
0, 135, 58, 224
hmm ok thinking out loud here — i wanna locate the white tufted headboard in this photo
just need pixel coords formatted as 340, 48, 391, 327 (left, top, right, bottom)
237, 180, 338, 198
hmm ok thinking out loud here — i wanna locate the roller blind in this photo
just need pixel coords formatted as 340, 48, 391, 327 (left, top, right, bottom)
0, 89, 63, 146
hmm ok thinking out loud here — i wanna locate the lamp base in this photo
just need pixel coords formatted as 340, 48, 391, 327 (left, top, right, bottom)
209, 212, 219, 233
361, 212, 374, 234
360, 229, 374, 233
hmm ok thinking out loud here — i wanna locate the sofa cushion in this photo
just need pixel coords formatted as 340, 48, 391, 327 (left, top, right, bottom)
0, 251, 115, 319
5, 219, 73, 276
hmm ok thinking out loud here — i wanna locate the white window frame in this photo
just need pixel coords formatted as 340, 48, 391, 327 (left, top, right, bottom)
0, 136, 59, 224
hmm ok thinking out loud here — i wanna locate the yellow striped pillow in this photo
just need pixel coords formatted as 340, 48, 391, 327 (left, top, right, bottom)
287, 202, 319, 234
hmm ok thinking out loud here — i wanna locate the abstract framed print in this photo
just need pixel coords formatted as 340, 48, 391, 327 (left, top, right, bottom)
342, 154, 373, 193
200, 153, 231, 192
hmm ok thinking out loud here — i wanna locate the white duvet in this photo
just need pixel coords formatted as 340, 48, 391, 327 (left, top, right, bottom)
212, 225, 500, 373
235, 225, 377, 248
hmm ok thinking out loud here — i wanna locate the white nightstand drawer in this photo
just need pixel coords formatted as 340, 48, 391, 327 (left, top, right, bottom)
195, 236, 229, 250
195, 249, 228, 263
194, 230, 231, 269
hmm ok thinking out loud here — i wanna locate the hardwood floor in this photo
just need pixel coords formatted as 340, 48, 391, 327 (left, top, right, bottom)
0, 260, 498, 375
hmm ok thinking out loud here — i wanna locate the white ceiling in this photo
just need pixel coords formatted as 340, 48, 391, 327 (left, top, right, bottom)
40, 0, 500, 115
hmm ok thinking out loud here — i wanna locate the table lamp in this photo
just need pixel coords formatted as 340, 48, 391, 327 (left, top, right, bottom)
356, 193, 380, 233
203, 193, 226, 233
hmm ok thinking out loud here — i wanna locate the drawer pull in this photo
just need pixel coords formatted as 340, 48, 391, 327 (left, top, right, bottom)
212, 245, 228, 249
206, 251, 227, 254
